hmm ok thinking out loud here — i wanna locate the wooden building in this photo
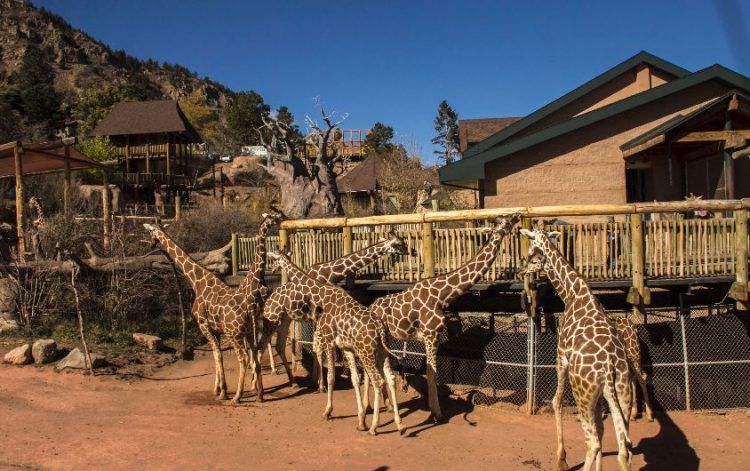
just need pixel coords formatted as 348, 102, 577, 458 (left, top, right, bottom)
440, 52, 750, 208
92, 100, 203, 190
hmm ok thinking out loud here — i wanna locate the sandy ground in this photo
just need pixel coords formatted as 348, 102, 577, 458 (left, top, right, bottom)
1, 348, 749, 471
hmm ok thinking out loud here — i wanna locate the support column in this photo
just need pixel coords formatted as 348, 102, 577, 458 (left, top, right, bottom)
343, 226, 353, 290
724, 113, 736, 199
174, 192, 182, 221
14, 144, 25, 263
125, 136, 131, 173
732, 209, 748, 310
628, 213, 649, 317
145, 142, 151, 174
231, 233, 238, 277
219, 168, 225, 207
102, 171, 112, 251
279, 228, 289, 285
165, 134, 171, 177
422, 222, 435, 279
520, 216, 537, 317
63, 143, 71, 217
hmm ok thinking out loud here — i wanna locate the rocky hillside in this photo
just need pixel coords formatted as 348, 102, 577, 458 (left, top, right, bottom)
0, 0, 233, 110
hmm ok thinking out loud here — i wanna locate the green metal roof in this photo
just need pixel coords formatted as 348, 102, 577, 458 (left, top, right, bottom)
440, 63, 750, 183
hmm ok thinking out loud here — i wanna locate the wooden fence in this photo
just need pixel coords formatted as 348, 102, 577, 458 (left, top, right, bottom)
232, 200, 750, 311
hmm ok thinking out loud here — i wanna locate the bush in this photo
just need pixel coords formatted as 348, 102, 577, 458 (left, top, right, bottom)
166, 200, 261, 252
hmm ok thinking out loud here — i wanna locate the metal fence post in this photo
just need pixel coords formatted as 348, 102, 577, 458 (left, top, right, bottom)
678, 307, 691, 412
526, 315, 536, 415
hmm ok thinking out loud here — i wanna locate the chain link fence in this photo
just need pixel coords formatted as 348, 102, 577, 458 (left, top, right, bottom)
290, 302, 750, 414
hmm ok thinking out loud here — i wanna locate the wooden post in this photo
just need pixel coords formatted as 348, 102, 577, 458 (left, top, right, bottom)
219, 168, 225, 207
174, 192, 182, 221
63, 143, 71, 217
733, 209, 748, 310
724, 113, 736, 200
165, 134, 171, 177
520, 217, 537, 317
629, 213, 647, 317
125, 136, 130, 173
212, 163, 217, 199
279, 228, 289, 285
231, 233, 238, 277
343, 225, 353, 290
145, 142, 151, 174
422, 222, 435, 279
102, 171, 112, 251
14, 144, 25, 263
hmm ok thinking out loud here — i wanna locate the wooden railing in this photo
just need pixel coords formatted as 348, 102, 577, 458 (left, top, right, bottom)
232, 200, 750, 311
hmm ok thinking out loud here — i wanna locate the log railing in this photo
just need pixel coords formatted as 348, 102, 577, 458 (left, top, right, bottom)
232, 200, 750, 310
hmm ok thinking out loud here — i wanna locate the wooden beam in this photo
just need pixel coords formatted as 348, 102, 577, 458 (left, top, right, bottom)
622, 135, 665, 158
672, 130, 750, 143
14, 144, 25, 263
0, 141, 21, 153
676, 142, 723, 162
165, 133, 171, 177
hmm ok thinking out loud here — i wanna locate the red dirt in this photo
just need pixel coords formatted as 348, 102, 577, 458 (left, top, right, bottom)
1, 349, 749, 471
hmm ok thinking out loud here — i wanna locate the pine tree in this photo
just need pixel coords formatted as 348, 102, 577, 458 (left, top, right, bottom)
364, 122, 395, 154
431, 100, 460, 165
226, 90, 270, 148
14, 47, 64, 137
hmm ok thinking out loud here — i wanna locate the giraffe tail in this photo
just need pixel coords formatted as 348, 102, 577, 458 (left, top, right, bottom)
603, 361, 633, 454
377, 321, 405, 360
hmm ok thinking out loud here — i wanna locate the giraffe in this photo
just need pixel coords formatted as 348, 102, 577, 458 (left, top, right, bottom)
267, 250, 404, 435
519, 228, 632, 471
534, 219, 652, 422
256, 232, 411, 390
368, 215, 520, 422
143, 217, 277, 404
612, 315, 654, 421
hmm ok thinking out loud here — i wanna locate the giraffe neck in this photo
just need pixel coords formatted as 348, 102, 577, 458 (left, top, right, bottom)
307, 239, 391, 283
540, 237, 588, 306
238, 218, 275, 296
426, 230, 505, 305
151, 227, 220, 293
276, 256, 331, 305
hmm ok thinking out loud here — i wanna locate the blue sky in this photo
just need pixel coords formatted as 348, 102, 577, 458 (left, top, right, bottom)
35, 0, 750, 164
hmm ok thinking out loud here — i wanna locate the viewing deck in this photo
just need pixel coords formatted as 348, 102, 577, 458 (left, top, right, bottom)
232, 200, 750, 312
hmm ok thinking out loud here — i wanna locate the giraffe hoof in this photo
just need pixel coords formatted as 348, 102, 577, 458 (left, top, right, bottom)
217, 392, 228, 401
398, 425, 406, 436
290, 382, 299, 390
368, 429, 378, 436
230, 399, 241, 406
323, 411, 332, 420
431, 414, 447, 424
356, 424, 367, 432
557, 459, 569, 471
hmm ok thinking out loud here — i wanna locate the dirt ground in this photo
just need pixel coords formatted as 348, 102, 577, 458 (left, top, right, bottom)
1, 347, 749, 471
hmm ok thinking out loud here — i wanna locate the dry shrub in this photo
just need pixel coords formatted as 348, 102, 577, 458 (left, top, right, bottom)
166, 199, 261, 252
377, 153, 439, 214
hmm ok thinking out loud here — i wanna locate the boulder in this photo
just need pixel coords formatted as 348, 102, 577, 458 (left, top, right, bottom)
55, 348, 105, 371
3, 343, 32, 365
132, 333, 164, 351
31, 338, 57, 364
0, 318, 19, 334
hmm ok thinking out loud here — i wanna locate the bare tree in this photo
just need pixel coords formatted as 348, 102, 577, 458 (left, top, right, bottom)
259, 104, 347, 219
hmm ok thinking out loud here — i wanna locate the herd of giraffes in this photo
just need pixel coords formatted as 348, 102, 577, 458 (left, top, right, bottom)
143, 209, 655, 471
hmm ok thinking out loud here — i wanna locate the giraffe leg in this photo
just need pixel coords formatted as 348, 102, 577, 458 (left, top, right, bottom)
424, 337, 444, 423
382, 352, 404, 434
576, 390, 602, 471
230, 338, 248, 405
362, 370, 371, 412
603, 373, 633, 471
629, 376, 638, 419
323, 344, 335, 420
553, 361, 569, 471
593, 402, 604, 471
637, 370, 654, 422
368, 369, 384, 436
274, 316, 297, 388
344, 352, 367, 431
200, 323, 227, 400
252, 341, 265, 403
268, 338, 278, 374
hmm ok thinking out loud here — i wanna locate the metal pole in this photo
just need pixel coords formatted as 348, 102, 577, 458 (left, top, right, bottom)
526, 315, 536, 415
678, 305, 691, 412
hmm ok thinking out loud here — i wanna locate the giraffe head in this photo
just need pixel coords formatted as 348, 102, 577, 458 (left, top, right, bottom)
267, 249, 293, 273
379, 231, 415, 256
518, 228, 561, 275
261, 207, 286, 227
481, 214, 521, 239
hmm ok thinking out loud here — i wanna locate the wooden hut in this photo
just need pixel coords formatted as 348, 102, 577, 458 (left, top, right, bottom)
92, 100, 203, 191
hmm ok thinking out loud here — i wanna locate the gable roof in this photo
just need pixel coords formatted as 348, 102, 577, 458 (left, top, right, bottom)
440, 63, 750, 183
463, 51, 689, 159
92, 100, 203, 142
459, 118, 521, 152
337, 153, 383, 193
0, 140, 106, 178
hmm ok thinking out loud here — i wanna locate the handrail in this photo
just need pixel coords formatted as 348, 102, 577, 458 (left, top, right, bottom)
279, 199, 750, 230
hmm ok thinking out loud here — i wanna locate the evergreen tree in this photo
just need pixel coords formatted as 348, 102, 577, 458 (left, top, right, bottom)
364, 122, 395, 154
14, 47, 64, 137
275, 105, 303, 146
225, 90, 270, 148
431, 100, 460, 165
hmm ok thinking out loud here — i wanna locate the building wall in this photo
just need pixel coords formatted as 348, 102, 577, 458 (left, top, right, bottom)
482, 81, 730, 208
510, 65, 678, 142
